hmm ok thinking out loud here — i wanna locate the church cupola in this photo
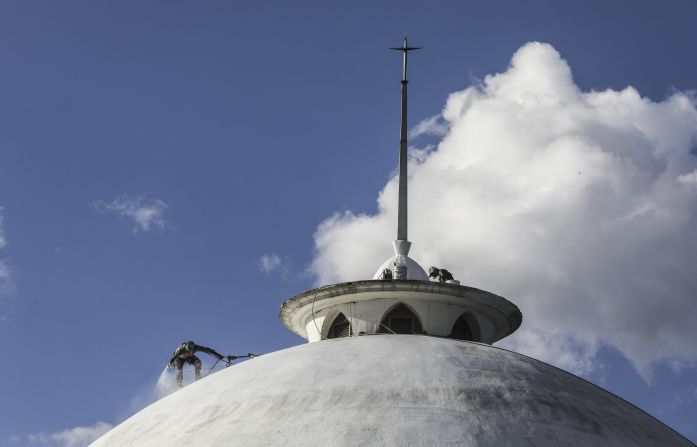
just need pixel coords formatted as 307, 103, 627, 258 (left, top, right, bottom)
279, 36, 522, 345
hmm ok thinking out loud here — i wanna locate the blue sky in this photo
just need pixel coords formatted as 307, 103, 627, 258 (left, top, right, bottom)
1, 1, 697, 445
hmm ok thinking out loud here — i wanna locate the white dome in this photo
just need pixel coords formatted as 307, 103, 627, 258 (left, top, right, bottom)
372, 255, 429, 281
91, 336, 692, 446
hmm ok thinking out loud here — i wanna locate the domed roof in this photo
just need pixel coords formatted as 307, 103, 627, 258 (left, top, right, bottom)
91, 336, 692, 446
372, 255, 429, 280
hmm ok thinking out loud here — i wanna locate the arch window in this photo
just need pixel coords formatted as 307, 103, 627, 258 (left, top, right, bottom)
378, 303, 423, 335
327, 313, 352, 339
448, 313, 480, 342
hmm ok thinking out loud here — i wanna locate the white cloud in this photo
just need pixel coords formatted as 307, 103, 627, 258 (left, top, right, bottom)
259, 253, 282, 274
678, 169, 697, 187
409, 114, 448, 139
13, 421, 113, 447
93, 194, 169, 233
310, 42, 697, 379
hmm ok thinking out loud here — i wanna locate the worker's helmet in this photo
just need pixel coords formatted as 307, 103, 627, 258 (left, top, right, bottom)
184, 341, 195, 352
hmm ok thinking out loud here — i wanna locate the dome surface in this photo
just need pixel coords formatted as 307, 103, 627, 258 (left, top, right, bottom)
92, 336, 693, 447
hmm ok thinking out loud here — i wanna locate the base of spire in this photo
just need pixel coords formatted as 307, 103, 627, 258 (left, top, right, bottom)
392, 239, 411, 256
392, 240, 411, 280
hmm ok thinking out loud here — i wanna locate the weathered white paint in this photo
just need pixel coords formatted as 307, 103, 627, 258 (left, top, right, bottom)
91, 336, 694, 447
304, 298, 482, 342
280, 280, 522, 343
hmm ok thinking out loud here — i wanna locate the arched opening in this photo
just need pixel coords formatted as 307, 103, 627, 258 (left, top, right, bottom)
448, 313, 480, 342
327, 312, 352, 339
378, 303, 423, 335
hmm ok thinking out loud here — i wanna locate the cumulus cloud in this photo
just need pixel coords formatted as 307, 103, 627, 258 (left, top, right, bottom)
12, 421, 113, 447
259, 253, 282, 274
93, 194, 169, 233
409, 114, 448, 139
678, 169, 697, 187
310, 42, 697, 379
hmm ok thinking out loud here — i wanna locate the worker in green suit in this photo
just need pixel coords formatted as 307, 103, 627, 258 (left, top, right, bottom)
168, 341, 225, 389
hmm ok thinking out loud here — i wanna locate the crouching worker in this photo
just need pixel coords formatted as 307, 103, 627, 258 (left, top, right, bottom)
168, 340, 224, 389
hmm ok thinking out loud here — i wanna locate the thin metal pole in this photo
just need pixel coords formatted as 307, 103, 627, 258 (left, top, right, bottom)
390, 36, 420, 242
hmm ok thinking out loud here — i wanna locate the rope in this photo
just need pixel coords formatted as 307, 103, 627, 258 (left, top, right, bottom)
203, 353, 259, 376
205, 358, 221, 376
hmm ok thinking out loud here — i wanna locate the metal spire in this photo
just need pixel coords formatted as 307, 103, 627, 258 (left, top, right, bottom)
390, 35, 420, 242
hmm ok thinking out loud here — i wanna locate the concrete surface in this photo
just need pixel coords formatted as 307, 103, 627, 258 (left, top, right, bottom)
91, 336, 694, 447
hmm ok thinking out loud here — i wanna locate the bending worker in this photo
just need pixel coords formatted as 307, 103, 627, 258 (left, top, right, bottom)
168, 340, 224, 389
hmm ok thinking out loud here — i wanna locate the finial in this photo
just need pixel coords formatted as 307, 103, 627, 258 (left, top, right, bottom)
390, 36, 421, 83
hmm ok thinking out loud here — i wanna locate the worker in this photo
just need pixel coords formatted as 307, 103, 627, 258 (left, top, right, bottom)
439, 268, 454, 282
167, 340, 225, 389
428, 266, 454, 283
